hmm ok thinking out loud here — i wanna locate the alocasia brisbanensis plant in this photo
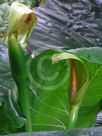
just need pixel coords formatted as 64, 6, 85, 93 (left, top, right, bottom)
1, 1, 102, 134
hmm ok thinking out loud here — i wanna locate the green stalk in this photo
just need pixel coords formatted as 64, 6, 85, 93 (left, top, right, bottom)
68, 105, 79, 128
17, 80, 32, 131
8, 34, 32, 131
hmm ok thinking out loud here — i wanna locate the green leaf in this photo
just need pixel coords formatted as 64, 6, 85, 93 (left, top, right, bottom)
27, 49, 89, 129
77, 103, 101, 128
4, 90, 26, 128
48, 48, 102, 128
69, 47, 102, 127
27, 49, 71, 130
70, 47, 102, 65
0, 105, 16, 135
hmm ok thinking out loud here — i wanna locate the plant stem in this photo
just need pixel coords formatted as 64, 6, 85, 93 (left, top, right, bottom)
68, 105, 79, 128
8, 34, 32, 131
18, 81, 32, 131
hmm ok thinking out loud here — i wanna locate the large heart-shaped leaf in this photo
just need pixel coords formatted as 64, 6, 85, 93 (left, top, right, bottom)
26, 47, 102, 130
27, 48, 96, 130
27, 50, 71, 130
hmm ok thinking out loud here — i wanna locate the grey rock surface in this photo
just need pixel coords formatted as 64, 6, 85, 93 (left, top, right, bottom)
4, 127, 102, 136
